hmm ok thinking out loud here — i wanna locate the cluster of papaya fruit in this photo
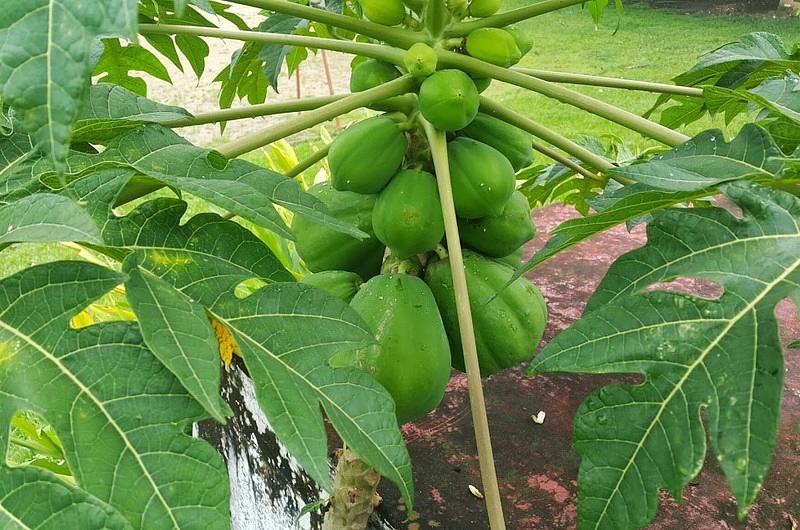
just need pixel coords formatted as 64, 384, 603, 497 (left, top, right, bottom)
293, 0, 547, 425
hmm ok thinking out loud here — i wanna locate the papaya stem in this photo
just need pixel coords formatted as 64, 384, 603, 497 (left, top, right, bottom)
422, 118, 507, 530
530, 141, 605, 183
438, 50, 690, 147
227, 0, 425, 48
445, 0, 586, 37
513, 68, 704, 97
479, 97, 615, 172
322, 448, 382, 530
163, 95, 346, 128
216, 75, 416, 158
286, 144, 330, 179
433, 243, 449, 260
138, 24, 407, 65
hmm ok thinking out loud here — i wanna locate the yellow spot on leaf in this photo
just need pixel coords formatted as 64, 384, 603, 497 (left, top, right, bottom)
210, 318, 241, 370
149, 251, 193, 268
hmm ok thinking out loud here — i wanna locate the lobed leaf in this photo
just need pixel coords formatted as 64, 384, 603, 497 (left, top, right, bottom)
0, 193, 102, 244
532, 183, 800, 529
0, 0, 139, 171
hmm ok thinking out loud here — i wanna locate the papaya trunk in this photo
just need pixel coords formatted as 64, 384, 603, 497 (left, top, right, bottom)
322, 449, 382, 530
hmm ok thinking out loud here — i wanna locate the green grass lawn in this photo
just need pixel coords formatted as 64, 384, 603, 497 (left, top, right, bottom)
488, 2, 798, 145
2, 5, 797, 278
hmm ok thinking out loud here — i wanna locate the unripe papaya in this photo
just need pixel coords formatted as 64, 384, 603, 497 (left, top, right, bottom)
425, 251, 547, 376
459, 113, 533, 171
458, 191, 535, 257
332, 274, 452, 424
329, 117, 407, 194
359, 0, 406, 26
403, 43, 438, 78
496, 246, 524, 268
419, 70, 479, 131
469, 0, 501, 17
350, 59, 400, 93
292, 183, 385, 279
447, 0, 469, 18
373, 170, 444, 259
448, 137, 516, 218
301, 270, 363, 303
466, 28, 522, 67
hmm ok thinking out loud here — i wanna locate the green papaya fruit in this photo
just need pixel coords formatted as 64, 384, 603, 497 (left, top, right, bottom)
301, 270, 363, 303
458, 191, 535, 257
447, 0, 469, 18
329, 117, 407, 194
469, 0, 501, 17
448, 137, 516, 218
459, 113, 533, 171
507, 26, 533, 56
292, 183, 385, 279
425, 251, 547, 376
373, 170, 444, 259
403, 42, 438, 78
496, 246, 524, 268
350, 59, 401, 93
419, 70, 480, 131
465, 28, 522, 67
359, 0, 406, 25
333, 274, 452, 424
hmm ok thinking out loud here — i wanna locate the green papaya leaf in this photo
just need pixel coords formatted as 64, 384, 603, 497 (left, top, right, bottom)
123, 263, 233, 423
532, 182, 800, 529
72, 84, 192, 143
39, 125, 368, 240
610, 125, 787, 191
175, 34, 211, 79
519, 185, 711, 273
0, 261, 230, 528
93, 40, 173, 97
0, 0, 138, 172
128, 223, 412, 502
0, 467, 131, 529
0, 194, 102, 244
0, 132, 39, 201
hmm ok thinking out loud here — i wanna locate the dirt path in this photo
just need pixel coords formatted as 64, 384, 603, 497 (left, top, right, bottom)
146, 5, 352, 148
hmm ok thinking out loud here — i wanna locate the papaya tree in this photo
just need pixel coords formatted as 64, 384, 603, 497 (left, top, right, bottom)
0, 1, 798, 529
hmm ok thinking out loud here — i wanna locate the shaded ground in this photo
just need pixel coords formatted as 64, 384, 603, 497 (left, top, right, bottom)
375, 205, 800, 530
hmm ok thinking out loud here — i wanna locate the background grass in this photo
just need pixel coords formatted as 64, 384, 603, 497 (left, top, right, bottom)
2, 4, 798, 278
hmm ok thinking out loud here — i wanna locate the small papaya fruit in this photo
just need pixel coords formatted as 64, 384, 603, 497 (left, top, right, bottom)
350, 59, 401, 93
329, 117, 407, 194
301, 270, 363, 303
459, 113, 533, 171
465, 28, 522, 67
469, 0, 501, 17
419, 70, 480, 131
403, 42, 438, 78
373, 170, 444, 259
448, 137, 516, 218
458, 190, 535, 257
496, 246, 524, 268
332, 274, 452, 424
292, 183, 385, 279
359, 0, 406, 25
425, 251, 547, 376
447, 0, 469, 18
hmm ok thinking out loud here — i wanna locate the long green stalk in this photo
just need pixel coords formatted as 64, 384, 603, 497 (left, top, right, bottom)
422, 119, 507, 530
445, 0, 585, 36
138, 24, 407, 65
216, 75, 416, 158
441, 51, 690, 147
479, 97, 615, 172
514, 68, 704, 97
229, 0, 425, 48
164, 95, 346, 128
286, 144, 330, 179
